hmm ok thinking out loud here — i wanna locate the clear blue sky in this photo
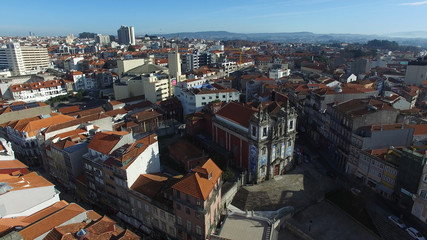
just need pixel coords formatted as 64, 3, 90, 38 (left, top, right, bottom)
1, 0, 427, 36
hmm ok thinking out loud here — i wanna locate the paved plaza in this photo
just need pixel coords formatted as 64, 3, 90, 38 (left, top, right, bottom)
281, 201, 380, 240
232, 162, 338, 211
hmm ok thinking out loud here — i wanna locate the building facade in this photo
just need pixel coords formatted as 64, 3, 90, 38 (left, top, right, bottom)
117, 25, 136, 45
174, 79, 240, 116
0, 43, 49, 76
212, 101, 297, 183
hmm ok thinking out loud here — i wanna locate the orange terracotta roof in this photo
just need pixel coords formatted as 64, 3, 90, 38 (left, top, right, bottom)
408, 124, 427, 136
0, 172, 53, 196
53, 128, 86, 140
108, 100, 124, 106
172, 159, 222, 200
131, 173, 171, 198
10, 80, 62, 92
105, 109, 128, 117
76, 107, 105, 118
108, 134, 157, 169
19, 203, 86, 240
44, 113, 109, 134
20, 114, 76, 137
0, 160, 28, 170
58, 105, 80, 114
369, 123, 408, 132
21, 200, 69, 224
131, 109, 162, 122
88, 131, 130, 155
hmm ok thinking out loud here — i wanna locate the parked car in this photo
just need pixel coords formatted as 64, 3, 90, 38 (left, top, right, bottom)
387, 215, 405, 228
350, 188, 361, 196
406, 227, 425, 240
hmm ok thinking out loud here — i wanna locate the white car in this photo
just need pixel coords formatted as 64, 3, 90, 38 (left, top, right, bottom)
406, 227, 425, 240
387, 215, 405, 228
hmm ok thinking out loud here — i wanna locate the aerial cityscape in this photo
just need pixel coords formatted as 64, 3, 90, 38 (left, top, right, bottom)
1, 1, 427, 240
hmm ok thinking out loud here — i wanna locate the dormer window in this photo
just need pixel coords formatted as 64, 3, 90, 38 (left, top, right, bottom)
208, 171, 212, 179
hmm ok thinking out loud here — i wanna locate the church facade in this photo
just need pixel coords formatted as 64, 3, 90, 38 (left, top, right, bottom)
212, 101, 297, 183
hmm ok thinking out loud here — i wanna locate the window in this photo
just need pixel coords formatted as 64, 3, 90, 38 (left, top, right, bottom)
169, 227, 175, 235
145, 204, 150, 212
152, 207, 158, 216
186, 220, 192, 232
251, 126, 257, 137
202, 97, 205, 99
195, 212, 201, 219
177, 216, 182, 225
196, 225, 202, 235
162, 221, 167, 231
176, 203, 181, 210
262, 127, 267, 137
289, 120, 294, 130
168, 214, 174, 223
420, 190, 427, 200
196, 199, 202, 206
424, 174, 427, 183
176, 191, 180, 198
160, 210, 166, 219
186, 194, 190, 202
185, 207, 190, 215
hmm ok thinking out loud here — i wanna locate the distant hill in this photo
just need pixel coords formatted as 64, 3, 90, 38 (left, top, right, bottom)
162, 31, 427, 47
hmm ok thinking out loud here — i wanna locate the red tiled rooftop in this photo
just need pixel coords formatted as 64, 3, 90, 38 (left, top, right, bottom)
215, 102, 257, 128
88, 131, 130, 155
172, 159, 222, 201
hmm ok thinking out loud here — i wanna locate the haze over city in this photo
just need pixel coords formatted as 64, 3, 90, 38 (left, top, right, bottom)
2, 1, 427, 240
2, 0, 427, 36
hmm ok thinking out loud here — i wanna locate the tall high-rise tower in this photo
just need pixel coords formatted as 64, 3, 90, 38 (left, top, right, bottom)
168, 45, 181, 79
117, 25, 135, 45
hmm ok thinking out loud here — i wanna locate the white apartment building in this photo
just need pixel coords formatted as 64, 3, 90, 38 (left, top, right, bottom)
6, 114, 75, 166
68, 70, 96, 91
269, 68, 291, 80
0, 43, 49, 76
174, 79, 240, 116
9, 79, 67, 102
221, 61, 238, 75
114, 64, 172, 103
96, 34, 111, 46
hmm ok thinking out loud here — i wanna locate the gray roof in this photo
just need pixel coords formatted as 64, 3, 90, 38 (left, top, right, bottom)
127, 64, 168, 75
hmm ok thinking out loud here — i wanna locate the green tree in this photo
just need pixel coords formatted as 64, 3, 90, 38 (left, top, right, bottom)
127, 45, 136, 52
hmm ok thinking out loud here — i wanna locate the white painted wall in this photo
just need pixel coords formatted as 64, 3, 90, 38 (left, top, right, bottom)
0, 185, 59, 218
126, 141, 160, 188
